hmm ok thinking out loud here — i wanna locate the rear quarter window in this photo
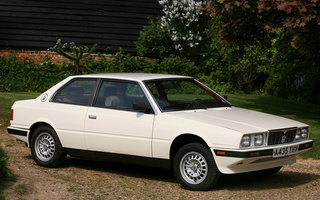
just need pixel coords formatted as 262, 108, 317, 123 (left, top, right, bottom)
52, 79, 97, 105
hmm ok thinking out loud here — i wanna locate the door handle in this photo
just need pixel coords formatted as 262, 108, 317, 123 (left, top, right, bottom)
88, 115, 97, 119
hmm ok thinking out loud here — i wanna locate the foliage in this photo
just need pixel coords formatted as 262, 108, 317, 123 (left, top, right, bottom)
265, 31, 320, 101
137, 0, 211, 61
0, 146, 12, 178
257, 0, 320, 67
159, 0, 208, 56
207, 0, 266, 46
104, 49, 155, 73
48, 39, 98, 74
207, 0, 320, 92
0, 53, 67, 92
136, 18, 174, 58
220, 44, 271, 93
258, 0, 320, 30
198, 73, 235, 94
156, 54, 198, 76
0, 50, 199, 93
137, 1, 274, 95
2, 34, 319, 101
207, 0, 320, 50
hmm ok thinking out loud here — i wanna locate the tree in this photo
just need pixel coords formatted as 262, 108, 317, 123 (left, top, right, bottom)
207, 0, 320, 99
258, 0, 320, 66
207, 0, 267, 45
48, 39, 98, 74
208, 0, 320, 66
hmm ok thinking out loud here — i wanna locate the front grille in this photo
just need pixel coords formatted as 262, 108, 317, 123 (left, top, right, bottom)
267, 128, 297, 145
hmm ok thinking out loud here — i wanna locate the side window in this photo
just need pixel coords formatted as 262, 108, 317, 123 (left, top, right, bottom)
53, 79, 97, 105
94, 80, 148, 110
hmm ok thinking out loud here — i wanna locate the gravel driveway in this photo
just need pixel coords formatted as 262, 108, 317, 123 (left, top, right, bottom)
1, 129, 320, 200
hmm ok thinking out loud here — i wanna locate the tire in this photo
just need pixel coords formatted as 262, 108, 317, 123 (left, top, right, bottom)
30, 126, 66, 167
173, 143, 220, 191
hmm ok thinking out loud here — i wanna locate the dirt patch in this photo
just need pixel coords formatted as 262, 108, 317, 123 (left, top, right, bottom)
1, 129, 320, 200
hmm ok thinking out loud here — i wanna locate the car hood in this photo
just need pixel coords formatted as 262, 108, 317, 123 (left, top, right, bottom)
172, 107, 306, 133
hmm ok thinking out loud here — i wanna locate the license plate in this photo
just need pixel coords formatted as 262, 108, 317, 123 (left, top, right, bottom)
273, 145, 299, 158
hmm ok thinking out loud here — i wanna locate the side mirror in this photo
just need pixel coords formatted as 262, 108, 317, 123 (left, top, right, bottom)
222, 95, 228, 100
133, 102, 152, 114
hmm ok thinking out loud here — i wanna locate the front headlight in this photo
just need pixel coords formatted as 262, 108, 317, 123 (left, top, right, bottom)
254, 134, 264, 146
241, 135, 251, 147
240, 133, 266, 148
295, 127, 309, 140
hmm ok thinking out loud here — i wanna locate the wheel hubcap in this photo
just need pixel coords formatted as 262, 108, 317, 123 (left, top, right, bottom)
35, 132, 55, 162
180, 152, 208, 184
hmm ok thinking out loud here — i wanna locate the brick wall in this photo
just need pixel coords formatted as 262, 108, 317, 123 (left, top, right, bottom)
0, 50, 111, 64
0, 49, 65, 63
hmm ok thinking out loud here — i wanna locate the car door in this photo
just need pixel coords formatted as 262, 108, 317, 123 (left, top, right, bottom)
50, 78, 98, 150
84, 80, 155, 157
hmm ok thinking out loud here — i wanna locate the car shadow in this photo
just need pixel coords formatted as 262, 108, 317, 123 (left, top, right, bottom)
215, 170, 320, 191
63, 156, 177, 183
23, 155, 320, 191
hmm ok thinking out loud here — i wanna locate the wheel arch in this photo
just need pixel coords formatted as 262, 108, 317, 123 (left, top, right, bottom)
28, 122, 55, 146
170, 134, 209, 165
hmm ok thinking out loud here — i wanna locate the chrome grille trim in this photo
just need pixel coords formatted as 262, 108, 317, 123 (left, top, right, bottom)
267, 127, 297, 146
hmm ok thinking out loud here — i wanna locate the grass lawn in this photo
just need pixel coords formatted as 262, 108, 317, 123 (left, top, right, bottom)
0, 92, 40, 129
0, 92, 319, 159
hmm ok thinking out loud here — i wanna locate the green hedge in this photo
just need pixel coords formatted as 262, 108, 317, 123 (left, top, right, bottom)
0, 51, 200, 93
0, 54, 68, 92
1, 49, 319, 101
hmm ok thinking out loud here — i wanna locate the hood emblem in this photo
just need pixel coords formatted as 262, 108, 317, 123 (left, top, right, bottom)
281, 134, 287, 143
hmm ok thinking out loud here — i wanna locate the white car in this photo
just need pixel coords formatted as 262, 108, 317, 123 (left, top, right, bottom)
8, 73, 313, 190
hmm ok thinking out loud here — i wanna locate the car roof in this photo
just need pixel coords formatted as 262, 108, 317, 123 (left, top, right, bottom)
70, 73, 192, 81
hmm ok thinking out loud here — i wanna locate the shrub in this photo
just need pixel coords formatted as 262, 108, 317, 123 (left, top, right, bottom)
159, 0, 208, 56
136, 18, 174, 58
264, 32, 320, 101
0, 146, 12, 178
156, 54, 198, 76
220, 44, 270, 93
103, 49, 155, 73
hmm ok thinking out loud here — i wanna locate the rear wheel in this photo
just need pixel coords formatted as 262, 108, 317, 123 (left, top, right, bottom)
173, 143, 220, 191
30, 126, 66, 167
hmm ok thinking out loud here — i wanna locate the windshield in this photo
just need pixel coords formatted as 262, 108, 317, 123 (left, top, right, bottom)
144, 79, 231, 112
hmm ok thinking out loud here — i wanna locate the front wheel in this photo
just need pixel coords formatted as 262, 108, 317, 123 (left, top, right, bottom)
30, 126, 66, 167
173, 143, 220, 191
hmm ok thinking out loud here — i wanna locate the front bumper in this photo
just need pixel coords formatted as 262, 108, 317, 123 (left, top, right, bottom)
212, 140, 313, 174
